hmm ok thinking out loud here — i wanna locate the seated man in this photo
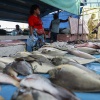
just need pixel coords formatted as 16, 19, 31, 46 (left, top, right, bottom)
12, 25, 23, 35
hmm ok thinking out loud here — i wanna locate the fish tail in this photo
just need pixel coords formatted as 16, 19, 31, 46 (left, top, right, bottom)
0, 96, 4, 100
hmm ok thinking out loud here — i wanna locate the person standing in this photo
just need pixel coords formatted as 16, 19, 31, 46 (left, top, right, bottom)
49, 13, 69, 42
27, 4, 45, 51
87, 14, 97, 39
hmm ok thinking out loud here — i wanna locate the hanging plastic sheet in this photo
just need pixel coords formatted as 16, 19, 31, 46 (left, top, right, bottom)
40, 0, 81, 15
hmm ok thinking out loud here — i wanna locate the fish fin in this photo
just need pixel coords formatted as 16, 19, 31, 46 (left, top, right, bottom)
32, 65, 38, 73
14, 82, 20, 88
52, 84, 78, 100
11, 73, 21, 82
36, 60, 42, 65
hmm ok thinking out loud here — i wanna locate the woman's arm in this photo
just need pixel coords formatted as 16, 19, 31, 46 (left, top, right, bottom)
60, 19, 68, 22
95, 22, 100, 28
60, 16, 71, 23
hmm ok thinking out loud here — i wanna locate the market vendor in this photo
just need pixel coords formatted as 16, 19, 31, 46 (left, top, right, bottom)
27, 4, 46, 51
87, 14, 97, 39
49, 14, 70, 42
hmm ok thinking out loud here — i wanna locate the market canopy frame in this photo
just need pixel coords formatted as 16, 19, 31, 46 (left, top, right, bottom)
0, 0, 81, 23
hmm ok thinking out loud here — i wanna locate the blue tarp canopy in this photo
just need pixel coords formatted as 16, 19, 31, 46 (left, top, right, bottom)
42, 11, 79, 29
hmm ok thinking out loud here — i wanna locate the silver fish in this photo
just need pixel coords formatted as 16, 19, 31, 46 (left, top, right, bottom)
67, 48, 95, 59
76, 47, 98, 54
0, 73, 19, 87
11, 88, 33, 100
64, 54, 100, 64
51, 57, 100, 79
38, 47, 67, 56
31, 61, 55, 73
10, 61, 33, 76
49, 65, 100, 92
0, 61, 6, 69
3, 63, 20, 81
29, 54, 53, 65
0, 57, 14, 64
20, 74, 79, 100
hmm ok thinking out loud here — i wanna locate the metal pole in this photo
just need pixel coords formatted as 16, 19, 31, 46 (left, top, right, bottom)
77, 3, 80, 42
82, 8, 84, 41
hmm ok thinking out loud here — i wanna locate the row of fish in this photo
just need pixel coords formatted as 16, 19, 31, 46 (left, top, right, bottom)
12, 74, 79, 100
0, 41, 100, 100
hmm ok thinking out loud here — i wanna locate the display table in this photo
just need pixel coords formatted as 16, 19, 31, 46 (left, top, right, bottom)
0, 40, 26, 56
0, 35, 28, 40
0, 55, 100, 100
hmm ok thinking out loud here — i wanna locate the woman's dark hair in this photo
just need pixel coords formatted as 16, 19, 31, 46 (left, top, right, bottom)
53, 13, 58, 19
30, 4, 40, 15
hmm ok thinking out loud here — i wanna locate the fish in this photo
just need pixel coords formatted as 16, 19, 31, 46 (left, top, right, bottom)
53, 44, 74, 51
14, 53, 52, 64
29, 54, 53, 64
43, 42, 74, 51
0, 57, 14, 64
0, 62, 6, 69
3, 63, 20, 81
20, 74, 79, 100
75, 42, 100, 49
48, 65, 100, 92
11, 52, 32, 58
11, 88, 33, 100
50, 42, 71, 50
43, 42, 68, 47
68, 62, 100, 79
32, 51, 54, 59
38, 47, 67, 56
12, 87, 61, 100
67, 48, 95, 59
31, 61, 55, 73
8, 61, 33, 76
27, 53, 57, 73
32, 89, 58, 100
51, 57, 73, 66
51, 57, 100, 79
12, 87, 77, 100
3, 61, 33, 81
64, 54, 100, 64
0, 73, 19, 87
76, 47, 98, 54
15, 57, 35, 63
0, 96, 4, 100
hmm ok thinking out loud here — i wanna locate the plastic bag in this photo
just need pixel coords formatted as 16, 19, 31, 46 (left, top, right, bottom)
27, 30, 38, 47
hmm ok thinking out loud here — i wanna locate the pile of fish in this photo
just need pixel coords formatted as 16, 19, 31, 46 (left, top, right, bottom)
0, 41, 100, 100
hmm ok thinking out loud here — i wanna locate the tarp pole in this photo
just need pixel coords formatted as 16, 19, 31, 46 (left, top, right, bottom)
77, 4, 80, 42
